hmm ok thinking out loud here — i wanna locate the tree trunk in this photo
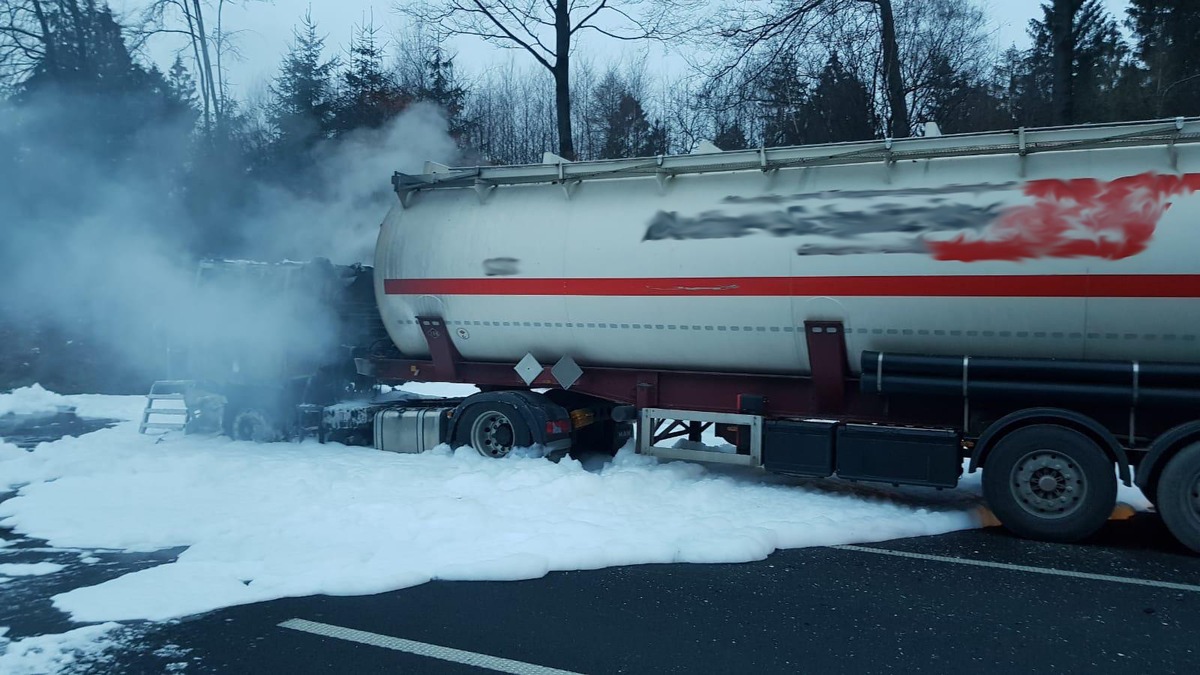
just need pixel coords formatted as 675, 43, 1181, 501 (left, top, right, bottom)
216, 0, 228, 129
178, 3, 210, 134
66, 0, 88, 66
1050, 0, 1077, 125
877, 0, 909, 138
553, 0, 575, 160
191, 0, 220, 127
30, 0, 55, 73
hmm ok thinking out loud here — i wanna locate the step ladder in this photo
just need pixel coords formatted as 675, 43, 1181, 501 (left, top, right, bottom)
139, 380, 195, 434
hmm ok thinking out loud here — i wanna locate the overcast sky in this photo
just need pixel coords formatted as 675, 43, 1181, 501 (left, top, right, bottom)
113, 0, 1133, 96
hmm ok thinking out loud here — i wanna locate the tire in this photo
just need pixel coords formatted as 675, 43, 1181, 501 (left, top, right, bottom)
453, 403, 532, 458
982, 424, 1116, 543
231, 409, 280, 443
1157, 443, 1200, 554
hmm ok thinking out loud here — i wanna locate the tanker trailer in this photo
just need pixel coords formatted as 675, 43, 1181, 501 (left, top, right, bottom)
359, 118, 1200, 553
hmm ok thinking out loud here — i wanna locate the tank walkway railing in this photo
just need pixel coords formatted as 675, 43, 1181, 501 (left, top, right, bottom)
393, 117, 1200, 199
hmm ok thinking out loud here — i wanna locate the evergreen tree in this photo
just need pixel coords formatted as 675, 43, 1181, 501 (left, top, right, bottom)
166, 56, 200, 117
758, 52, 809, 147
269, 12, 338, 159
336, 21, 408, 133
416, 49, 468, 138
921, 55, 1014, 134
15, 2, 195, 168
598, 92, 660, 158
587, 70, 664, 159
712, 122, 749, 151
804, 53, 877, 143
1128, 0, 1200, 116
1022, 0, 1129, 125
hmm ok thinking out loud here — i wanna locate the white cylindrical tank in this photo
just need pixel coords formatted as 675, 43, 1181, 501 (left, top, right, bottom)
376, 122, 1200, 376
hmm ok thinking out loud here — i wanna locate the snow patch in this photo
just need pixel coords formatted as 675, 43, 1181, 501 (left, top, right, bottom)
0, 562, 64, 576
386, 381, 480, 398
0, 385, 71, 417
0, 622, 123, 675
60, 394, 145, 424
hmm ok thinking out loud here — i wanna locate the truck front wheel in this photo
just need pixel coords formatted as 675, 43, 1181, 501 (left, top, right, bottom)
455, 404, 532, 458
983, 424, 1116, 543
1156, 443, 1200, 554
231, 409, 280, 443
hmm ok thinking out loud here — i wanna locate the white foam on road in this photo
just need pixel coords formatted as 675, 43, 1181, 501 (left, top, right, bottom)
0, 386, 983, 624
0, 385, 71, 417
0, 562, 65, 576
0, 622, 124, 675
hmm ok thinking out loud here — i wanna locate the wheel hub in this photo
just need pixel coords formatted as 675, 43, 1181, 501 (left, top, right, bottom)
1037, 474, 1059, 492
1191, 475, 1200, 516
1012, 450, 1087, 518
471, 411, 516, 458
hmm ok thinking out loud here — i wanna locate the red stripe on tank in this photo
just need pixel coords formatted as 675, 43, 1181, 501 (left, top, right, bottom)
383, 275, 1200, 298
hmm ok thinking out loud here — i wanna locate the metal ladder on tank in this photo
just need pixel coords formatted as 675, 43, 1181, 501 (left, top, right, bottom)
138, 380, 195, 434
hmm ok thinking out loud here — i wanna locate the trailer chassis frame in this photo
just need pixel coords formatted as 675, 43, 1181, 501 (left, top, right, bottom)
356, 317, 911, 426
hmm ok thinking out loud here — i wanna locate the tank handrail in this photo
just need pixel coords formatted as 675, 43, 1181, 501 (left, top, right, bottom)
393, 117, 1200, 198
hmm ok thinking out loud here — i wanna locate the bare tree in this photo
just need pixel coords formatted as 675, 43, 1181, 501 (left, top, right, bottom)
460, 59, 540, 163
137, 1, 216, 131
0, 0, 58, 87
398, 0, 698, 159
715, 0, 914, 137
135, 0, 264, 135
896, 0, 992, 127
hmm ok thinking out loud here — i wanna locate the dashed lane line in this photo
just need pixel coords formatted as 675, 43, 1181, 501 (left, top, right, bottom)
834, 544, 1200, 593
278, 618, 586, 675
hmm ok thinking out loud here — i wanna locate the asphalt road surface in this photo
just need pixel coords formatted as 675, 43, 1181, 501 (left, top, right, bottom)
5, 511, 1198, 675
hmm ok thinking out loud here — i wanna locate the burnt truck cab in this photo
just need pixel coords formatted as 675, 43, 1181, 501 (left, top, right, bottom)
169, 259, 389, 441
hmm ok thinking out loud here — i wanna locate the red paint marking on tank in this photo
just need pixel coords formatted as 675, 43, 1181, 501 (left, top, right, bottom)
383, 275, 1200, 298
929, 173, 1200, 262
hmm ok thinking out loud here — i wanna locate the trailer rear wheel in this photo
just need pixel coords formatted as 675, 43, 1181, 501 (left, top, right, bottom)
983, 424, 1116, 542
455, 404, 532, 458
1156, 443, 1200, 554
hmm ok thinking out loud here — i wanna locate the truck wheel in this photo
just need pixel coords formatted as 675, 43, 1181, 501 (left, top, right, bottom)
232, 409, 280, 443
1156, 443, 1200, 554
982, 424, 1116, 542
455, 404, 531, 458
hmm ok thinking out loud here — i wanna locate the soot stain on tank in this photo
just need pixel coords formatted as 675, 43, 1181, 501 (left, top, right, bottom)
483, 257, 520, 276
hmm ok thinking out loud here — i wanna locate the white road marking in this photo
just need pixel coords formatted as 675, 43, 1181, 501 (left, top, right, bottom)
834, 544, 1200, 593
278, 618, 585, 675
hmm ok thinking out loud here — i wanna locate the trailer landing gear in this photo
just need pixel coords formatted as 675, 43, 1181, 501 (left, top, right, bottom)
983, 425, 1117, 543
1157, 443, 1200, 553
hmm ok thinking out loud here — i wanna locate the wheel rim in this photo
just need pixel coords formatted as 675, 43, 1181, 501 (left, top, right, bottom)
1191, 473, 1200, 519
470, 411, 516, 458
234, 411, 268, 442
1011, 450, 1088, 519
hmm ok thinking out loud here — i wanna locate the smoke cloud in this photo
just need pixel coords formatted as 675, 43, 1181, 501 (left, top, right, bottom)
246, 104, 460, 263
0, 94, 458, 394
